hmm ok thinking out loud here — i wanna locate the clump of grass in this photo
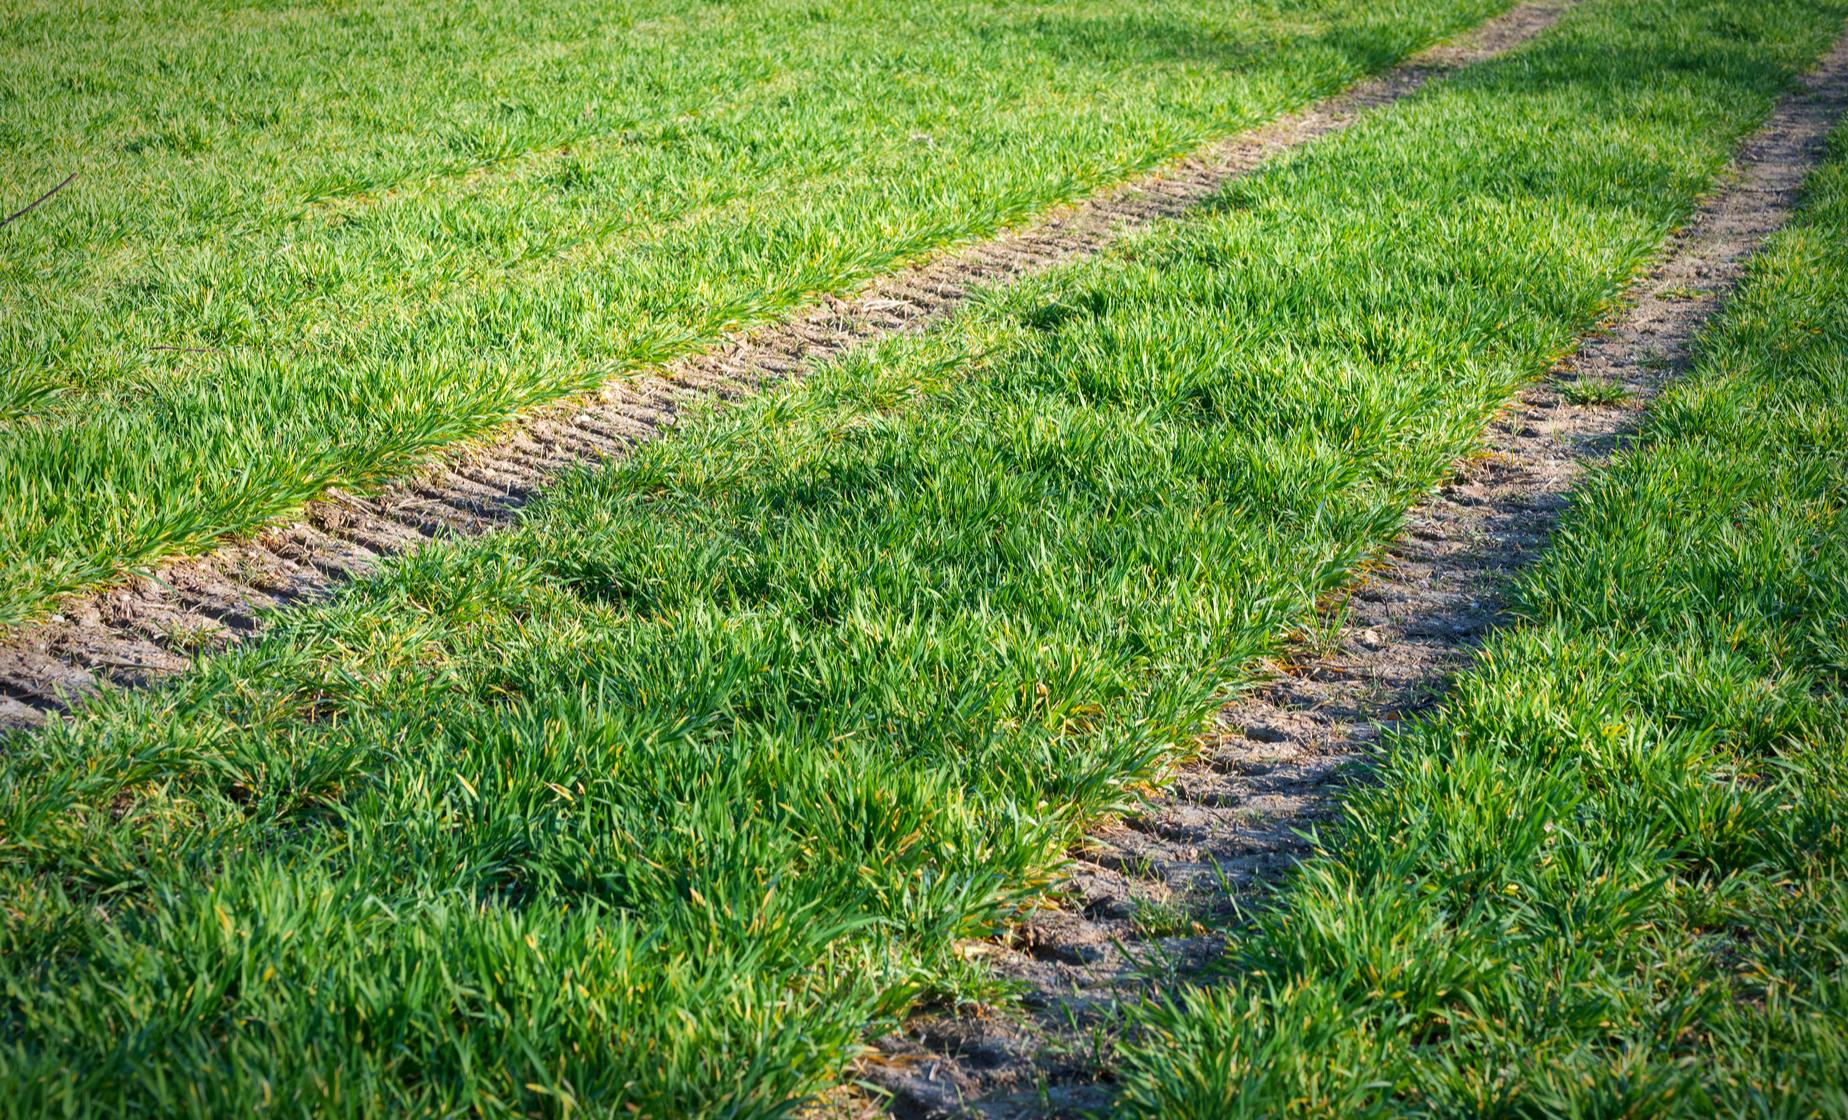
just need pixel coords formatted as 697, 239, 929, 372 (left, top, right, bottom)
152, 617, 223, 655
3, 0, 1844, 1113
1117, 93, 1848, 1120
0, 0, 1516, 629
1559, 374, 1634, 405
1131, 896, 1201, 938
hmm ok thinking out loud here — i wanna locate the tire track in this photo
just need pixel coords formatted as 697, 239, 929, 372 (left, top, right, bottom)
0, 1, 1572, 730
843, 26, 1848, 1120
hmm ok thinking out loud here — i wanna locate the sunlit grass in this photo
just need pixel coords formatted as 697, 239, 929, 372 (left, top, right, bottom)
0, 0, 1512, 628
3, 0, 1844, 1114
1118, 62, 1848, 1120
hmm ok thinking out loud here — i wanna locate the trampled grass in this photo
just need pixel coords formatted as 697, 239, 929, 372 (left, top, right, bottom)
3, 0, 1845, 1114
1117, 92, 1848, 1120
0, 0, 1515, 629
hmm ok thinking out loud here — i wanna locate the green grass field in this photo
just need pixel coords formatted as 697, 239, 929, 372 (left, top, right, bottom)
4, 0, 1845, 1114
1118, 100, 1848, 1120
0, 0, 1515, 629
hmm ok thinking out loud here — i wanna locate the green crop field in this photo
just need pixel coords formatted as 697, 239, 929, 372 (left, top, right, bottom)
1118, 107, 1848, 1120
0, 0, 1510, 628
4, 0, 1847, 1116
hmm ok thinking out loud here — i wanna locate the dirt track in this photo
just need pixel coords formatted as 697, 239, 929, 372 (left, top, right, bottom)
0, 0, 1574, 731
844, 25, 1848, 1120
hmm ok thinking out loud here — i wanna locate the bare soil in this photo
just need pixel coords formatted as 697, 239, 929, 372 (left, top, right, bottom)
838, 29, 1848, 1119
0, 1, 1573, 731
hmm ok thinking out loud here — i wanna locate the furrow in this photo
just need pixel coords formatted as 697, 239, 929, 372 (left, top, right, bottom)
46, 626, 191, 684
374, 493, 491, 537
307, 508, 428, 558
446, 462, 536, 499
266, 524, 384, 579
524, 422, 623, 462
0, 694, 46, 728
152, 566, 280, 633
0, 648, 96, 711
